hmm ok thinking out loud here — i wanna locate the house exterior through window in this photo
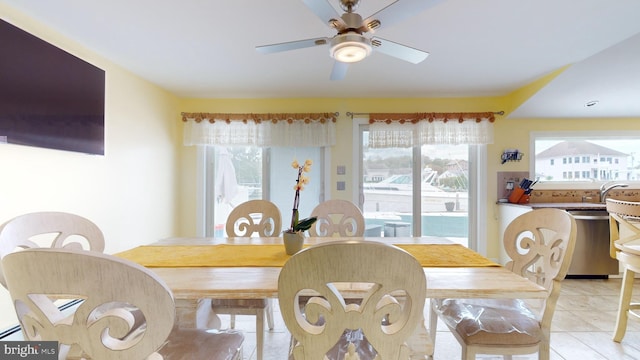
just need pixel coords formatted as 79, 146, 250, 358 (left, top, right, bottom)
532, 133, 640, 182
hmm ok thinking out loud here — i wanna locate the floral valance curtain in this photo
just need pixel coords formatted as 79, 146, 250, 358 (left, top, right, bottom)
181, 112, 337, 147
368, 112, 496, 148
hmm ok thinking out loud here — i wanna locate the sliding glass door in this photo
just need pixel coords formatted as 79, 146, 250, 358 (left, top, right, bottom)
359, 124, 470, 246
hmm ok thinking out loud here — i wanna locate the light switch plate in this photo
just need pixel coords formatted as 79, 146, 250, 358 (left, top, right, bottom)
337, 165, 346, 175
337, 181, 345, 191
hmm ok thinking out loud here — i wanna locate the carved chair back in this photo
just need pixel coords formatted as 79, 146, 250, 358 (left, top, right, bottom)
502, 208, 577, 324
278, 240, 426, 359
308, 200, 365, 237
2, 248, 174, 359
226, 200, 282, 237
0, 211, 105, 287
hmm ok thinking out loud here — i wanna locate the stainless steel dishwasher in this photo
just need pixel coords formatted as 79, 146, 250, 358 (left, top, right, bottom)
567, 210, 619, 278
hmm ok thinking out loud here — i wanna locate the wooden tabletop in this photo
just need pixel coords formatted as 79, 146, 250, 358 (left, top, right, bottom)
145, 237, 547, 300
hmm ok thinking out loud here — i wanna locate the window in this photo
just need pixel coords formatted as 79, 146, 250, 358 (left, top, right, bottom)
531, 131, 640, 183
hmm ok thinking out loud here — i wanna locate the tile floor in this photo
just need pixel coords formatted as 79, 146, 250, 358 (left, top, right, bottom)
230, 277, 640, 359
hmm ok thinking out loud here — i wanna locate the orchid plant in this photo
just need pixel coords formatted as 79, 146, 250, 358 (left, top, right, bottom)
286, 159, 317, 234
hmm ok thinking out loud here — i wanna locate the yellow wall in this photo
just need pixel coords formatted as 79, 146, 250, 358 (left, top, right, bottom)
0, 3, 184, 328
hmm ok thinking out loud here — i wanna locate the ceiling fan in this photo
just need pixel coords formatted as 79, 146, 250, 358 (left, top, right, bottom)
256, 0, 442, 80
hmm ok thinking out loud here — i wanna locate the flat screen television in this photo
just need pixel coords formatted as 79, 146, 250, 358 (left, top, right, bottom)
0, 18, 105, 155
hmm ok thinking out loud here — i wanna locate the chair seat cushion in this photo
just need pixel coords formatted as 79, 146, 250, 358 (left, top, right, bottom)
158, 328, 244, 360
435, 298, 542, 346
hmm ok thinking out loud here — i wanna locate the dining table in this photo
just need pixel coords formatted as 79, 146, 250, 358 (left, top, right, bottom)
116, 236, 546, 359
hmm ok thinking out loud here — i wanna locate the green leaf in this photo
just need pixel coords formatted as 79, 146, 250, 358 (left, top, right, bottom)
294, 216, 317, 232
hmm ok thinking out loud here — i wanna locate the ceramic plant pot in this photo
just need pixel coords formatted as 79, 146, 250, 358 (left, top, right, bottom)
283, 231, 304, 255
445, 201, 455, 212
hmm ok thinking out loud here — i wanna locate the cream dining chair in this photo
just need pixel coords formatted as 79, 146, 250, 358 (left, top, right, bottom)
308, 199, 365, 237
429, 208, 577, 360
0, 211, 156, 346
1, 248, 244, 360
0, 211, 105, 287
214, 199, 281, 360
225, 199, 282, 238
278, 240, 427, 359
606, 198, 640, 342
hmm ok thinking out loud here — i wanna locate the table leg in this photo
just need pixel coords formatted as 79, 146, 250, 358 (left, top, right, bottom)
174, 298, 222, 329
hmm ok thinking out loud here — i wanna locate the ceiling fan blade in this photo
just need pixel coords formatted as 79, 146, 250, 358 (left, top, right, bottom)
371, 37, 429, 64
330, 61, 349, 81
256, 37, 331, 54
363, 0, 444, 33
302, 0, 347, 29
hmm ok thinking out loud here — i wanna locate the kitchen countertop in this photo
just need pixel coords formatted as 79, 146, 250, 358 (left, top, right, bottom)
498, 202, 607, 210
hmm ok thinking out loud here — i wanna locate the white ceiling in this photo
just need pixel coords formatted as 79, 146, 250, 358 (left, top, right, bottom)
2, 0, 640, 118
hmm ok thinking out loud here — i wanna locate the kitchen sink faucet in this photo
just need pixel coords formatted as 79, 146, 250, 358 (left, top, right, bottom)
600, 181, 629, 203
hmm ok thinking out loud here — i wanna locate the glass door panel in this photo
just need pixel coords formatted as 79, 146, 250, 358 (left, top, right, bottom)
362, 140, 413, 237
420, 144, 469, 245
360, 127, 469, 245
207, 146, 263, 237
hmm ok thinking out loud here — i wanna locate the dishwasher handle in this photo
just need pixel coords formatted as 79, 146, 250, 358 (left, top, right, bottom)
568, 212, 609, 221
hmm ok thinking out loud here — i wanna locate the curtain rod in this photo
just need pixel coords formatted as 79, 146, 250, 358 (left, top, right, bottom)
181, 112, 339, 118
345, 111, 505, 118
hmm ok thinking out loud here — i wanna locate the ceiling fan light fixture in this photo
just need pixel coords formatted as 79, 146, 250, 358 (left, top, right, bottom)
332, 42, 370, 62
330, 33, 371, 63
